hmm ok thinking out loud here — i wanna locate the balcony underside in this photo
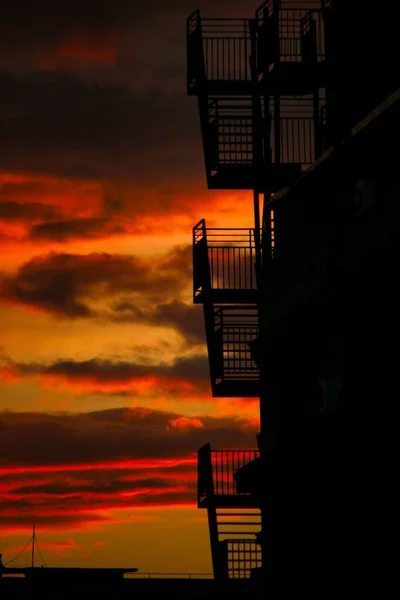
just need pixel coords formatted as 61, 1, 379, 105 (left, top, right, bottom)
194, 289, 258, 305
188, 79, 253, 97
260, 61, 330, 95
212, 379, 260, 398
207, 164, 257, 190
207, 163, 303, 192
198, 495, 260, 509
189, 63, 330, 98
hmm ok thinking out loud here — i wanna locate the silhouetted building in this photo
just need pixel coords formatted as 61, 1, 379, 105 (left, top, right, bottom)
187, 0, 399, 593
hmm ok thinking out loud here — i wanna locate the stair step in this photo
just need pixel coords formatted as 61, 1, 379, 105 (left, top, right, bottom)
217, 512, 260, 516
217, 521, 260, 526
218, 532, 258, 536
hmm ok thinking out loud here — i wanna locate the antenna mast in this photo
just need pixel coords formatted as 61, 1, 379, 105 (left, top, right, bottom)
31, 525, 35, 568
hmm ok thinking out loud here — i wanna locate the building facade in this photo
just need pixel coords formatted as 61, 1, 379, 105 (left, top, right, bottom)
187, 0, 399, 593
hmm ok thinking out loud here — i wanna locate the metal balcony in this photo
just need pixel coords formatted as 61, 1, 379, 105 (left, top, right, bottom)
206, 305, 260, 397
201, 96, 321, 191
197, 444, 262, 580
202, 97, 262, 190
256, 0, 329, 94
192, 221, 260, 396
198, 445, 260, 509
193, 219, 259, 304
187, 11, 253, 96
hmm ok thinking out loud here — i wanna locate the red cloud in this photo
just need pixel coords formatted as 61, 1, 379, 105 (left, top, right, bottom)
0, 457, 197, 477
0, 405, 258, 528
56, 39, 117, 65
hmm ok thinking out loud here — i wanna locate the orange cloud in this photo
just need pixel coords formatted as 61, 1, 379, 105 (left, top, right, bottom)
0, 355, 210, 401
169, 416, 204, 430
0, 367, 18, 383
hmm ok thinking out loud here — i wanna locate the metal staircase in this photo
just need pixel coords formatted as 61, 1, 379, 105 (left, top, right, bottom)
198, 444, 262, 579
193, 220, 260, 397
186, 0, 333, 583
187, 3, 328, 193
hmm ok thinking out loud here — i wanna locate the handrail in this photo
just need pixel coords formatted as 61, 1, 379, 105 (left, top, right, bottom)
198, 446, 260, 499
193, 224, 261, 296
194, 227, 261, 245
197, 19, 252, 37
125, 571, 213, 579
256, 0, 324, 20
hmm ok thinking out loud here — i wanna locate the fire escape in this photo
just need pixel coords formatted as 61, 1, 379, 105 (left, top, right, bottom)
187, 0, 330, 582
193, 220, 260, 398
197, 445, 261, 580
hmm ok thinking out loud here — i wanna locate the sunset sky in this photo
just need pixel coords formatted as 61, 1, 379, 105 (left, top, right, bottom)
0, 0, 259, 574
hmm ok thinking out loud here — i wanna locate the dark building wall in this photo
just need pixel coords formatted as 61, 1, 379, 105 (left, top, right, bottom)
328, 0, 398, 134
256, 93, 399, 591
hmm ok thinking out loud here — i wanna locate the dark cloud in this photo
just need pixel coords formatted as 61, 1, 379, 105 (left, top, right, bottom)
29, 218, 126, 241
17, 354, 210, 394
114, 301, 205, 344
0, 201, 59, 221
0, 74, 202, 184
0, 1, 249, 54
10, 476, 190, 496
0, 1, 255, 186
0, 406, 257, 466
0, 247, 192, 318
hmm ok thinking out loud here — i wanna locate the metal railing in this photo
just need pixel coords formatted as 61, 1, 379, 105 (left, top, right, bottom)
125, 572, 213, 579
209, 113, 316, 168
198, 445, 260, 502
276, 116, 315, 164
203, 20, 252, 82
256, 2, 325, 66
187, 11, 204, 91
187, 4, 327, 91
193, 220, 260, 299
205, 97, 318, 173
188, 16, 253, 83
212, 449, 260, 496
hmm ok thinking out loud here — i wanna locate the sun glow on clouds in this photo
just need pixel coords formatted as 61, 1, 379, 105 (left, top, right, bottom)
0, 458, 197, 477
0, 456, 198, 537
0, 0, 259, 571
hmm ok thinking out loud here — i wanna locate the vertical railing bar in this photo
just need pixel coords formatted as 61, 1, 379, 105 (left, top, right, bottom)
219, 451, 223, 496
222, 247, 225, 290
233, 38, 235, 81
228, 35, 230, 79
216, 247, 219, 291
222, 36, 225, 79
210, 38, 212, 80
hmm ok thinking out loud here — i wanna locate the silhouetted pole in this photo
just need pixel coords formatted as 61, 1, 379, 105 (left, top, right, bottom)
31, 526, 35, 568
